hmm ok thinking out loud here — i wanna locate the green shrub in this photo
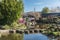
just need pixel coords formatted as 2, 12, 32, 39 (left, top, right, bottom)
3, 25, 10, 29
2, 22, 26, 29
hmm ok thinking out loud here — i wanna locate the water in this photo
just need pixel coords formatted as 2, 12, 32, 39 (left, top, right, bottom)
24, 33, 49, 40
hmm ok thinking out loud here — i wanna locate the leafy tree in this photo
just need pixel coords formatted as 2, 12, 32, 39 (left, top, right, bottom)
0, 0, 24, 25
42, 7, 49, 13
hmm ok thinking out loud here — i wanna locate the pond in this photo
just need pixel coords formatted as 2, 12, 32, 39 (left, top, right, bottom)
24, 33, 49, 40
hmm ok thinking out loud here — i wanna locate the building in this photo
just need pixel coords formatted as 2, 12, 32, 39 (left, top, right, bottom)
23, 12, 60, 29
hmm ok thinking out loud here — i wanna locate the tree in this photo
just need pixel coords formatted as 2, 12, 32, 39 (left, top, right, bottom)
0, 0, 24, 25
42, 7, 49, 13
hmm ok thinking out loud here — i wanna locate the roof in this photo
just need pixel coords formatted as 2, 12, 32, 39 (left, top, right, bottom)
23, 12, 60, 18
42, 13, 60, 17
23, 12, 41, 18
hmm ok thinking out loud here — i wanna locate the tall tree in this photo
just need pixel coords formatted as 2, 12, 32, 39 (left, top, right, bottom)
0, 0, 24, 25
42, 7, 49, 13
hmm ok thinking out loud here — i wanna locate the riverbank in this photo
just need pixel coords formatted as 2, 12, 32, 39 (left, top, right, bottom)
0, 33, 23, 40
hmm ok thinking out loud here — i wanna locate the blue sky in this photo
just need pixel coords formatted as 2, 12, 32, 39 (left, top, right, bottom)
23, 0, 60, 12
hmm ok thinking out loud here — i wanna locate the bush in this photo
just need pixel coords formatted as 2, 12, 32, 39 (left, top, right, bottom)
10, 22, 26, 29
2, 22, 26, 29
3, 25, 10, 29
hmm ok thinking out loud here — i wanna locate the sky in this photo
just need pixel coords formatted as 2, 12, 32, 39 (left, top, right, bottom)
23, 0, 60, 12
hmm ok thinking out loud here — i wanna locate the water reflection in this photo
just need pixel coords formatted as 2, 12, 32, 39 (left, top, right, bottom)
24, 33, 49, 40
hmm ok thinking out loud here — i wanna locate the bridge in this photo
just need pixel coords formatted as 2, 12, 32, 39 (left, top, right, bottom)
0, 29, 60, 39
0, 29, 47, 34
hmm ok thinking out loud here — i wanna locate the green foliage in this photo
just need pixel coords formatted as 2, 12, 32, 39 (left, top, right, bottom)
2, 22, 26, 29
2, 25, 10, 29
42, 7, 49, 13
0, 0, 24, 25
10, 22, 26, 29
53, 32, 60, 36
0, 33, 23, 40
